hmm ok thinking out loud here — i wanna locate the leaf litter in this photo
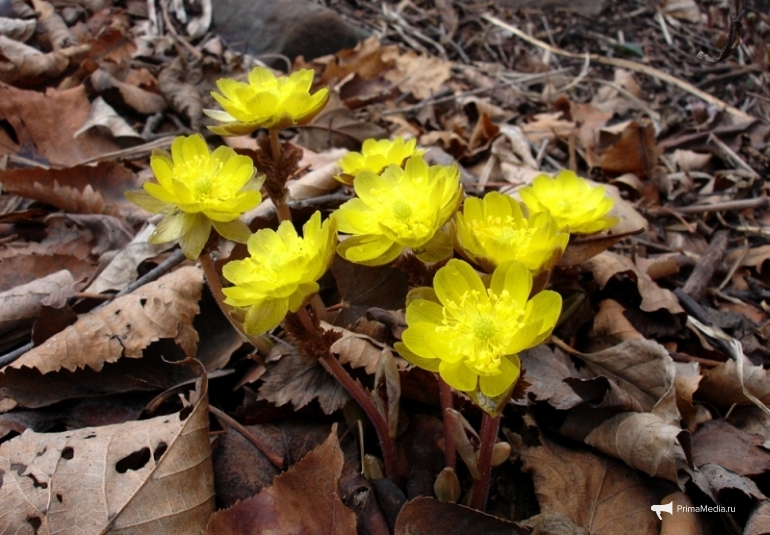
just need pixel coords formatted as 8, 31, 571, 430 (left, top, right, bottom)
0, 0, 770, 533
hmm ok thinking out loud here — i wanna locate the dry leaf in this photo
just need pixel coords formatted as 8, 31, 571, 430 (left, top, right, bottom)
671, 149, 712, 172
157, 56, 202, 128
85, 224, 169, 294
382, 49, 451, 100
584, 411, 691, 482
299, 91, 387, 152
0, 83, 122, 166
0, 375, 214, 534
595, 119, 658, 176
520, 112, 575, 145
745, 501, 770, 535
0, 270, 78, 338
660, 492, 703, 535
257, 342, 349, 415
0, 253, 95, 294
394, 496, 528, 535
517, 345, 586, 410
0, 162, 143, 217
0, 35, 73, 84
4, 266, 202, 374
691, 463, 765, 502
697, 359, 770, 408
588, 299, 643, 347
520, 435, 659, 535
204, 425, 357, 535
691, 420, 770, 476
661, 0, 703, 23
583, 251, 684, 315
0, 16, 36, 41
74, 96, 142, 139
90, 68, 168, 115
326, 321, 385, 374
317, 36, 398, 85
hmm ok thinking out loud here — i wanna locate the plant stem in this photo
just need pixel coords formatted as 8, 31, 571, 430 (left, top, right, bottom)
469, 412, 501, 511
199, 253, 272, 354
268, 128, 292, 223
296, 306, 399, 483
439, 377, 457, 470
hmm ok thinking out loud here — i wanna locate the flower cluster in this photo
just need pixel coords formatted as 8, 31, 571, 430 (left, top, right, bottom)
336, 137, 424, 185
453, 191, 568, 274
222, 211, 337, 334
335, 155, 462, 265
125, 134, 263, 259
396, 259, 561, 398
205, 67, 329, 136
520, 170, 618, 234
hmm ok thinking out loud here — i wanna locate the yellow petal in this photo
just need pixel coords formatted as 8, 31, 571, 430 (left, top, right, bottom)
401, 322, 440, 360
125, 189, 170, 214
212, 219, 251, 243
179, 214, 211, 259
479, 354, 520, 397
489, 261, 532, 309
243, 298, 289, 335
337, 235, 403, 266
439, 360, 478, 392
395, 341, 441, 372
405, 299, 443, 325
414, 228, 453, 263
151, 210, 194, 243
433, 259, 486, 307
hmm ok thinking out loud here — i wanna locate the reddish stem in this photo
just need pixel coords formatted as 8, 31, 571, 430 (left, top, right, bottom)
297, 307, 399, 483
469, 412, 501, 511
439, 377, 457, 470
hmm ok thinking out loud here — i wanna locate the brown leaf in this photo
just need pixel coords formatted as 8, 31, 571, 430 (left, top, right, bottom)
0, 253, 95, 293
520, 435, 659, 535
692, 419, 770, 476
584, 411, 691, 482
298, 92, 387, 152
0, 376, 214, 534
0, 270, 78, 338
157, 57, 202, 129
4, 266, 202, 374
0, 83, 121, 166
204, 425, 357, 535
583, 251, 684, 315
520, 111, 576, 145
330, 255, 409, 328
212, 421, 333, 508
0, 162, 143, 217
74, 96, 142, 139
394, 496, 529, 535
558, 229, 641, 268
90, 68, 168, 115
745, 500, 770, 535
697, 359, 770, 408
595, 119, 659, 176
659, 492, 703, 535
382, 49, 452, 100
691, 463, 766, 502
587, 299, 643, 348
516, 345, 586, 410
257, 342, 349, 415
0, 36, 76, 85
327, 321, 386, 374
317, 36, 398, 85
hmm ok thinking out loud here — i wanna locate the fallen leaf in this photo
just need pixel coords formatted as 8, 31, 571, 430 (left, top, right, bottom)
157, 56, 202, 129
0, 83, 122, 166
317, 36, 398, 85
90, 68, 168, 115
204, 425, 357, 535
583, 251, 684, 315
74, 96, 142, 139
327, 322, 386, 374
298, 91, 387, 152
691, 419, 770, 476
520, 111, 576, 145
257, 342, 349, 415
0, 269, 78, 338
0, 374, 214, 534
697, 359, 770, 408
0, 162, 143, 217
690, 463, 765, 503
394, 496, 529, 535
0, 253, 95, 293
4, 266, 202, 374
671, 149, 712, 172
517, 345, 586, 410
661, 0, 703, 23
660, 492, 703, 535
382, 49, 452, 100
587, 299, 643, 348
595, 119, 659, 176
745, 500, 770, 535
0, 17, 36, 41
0, 35, 74, 84
584, 411, 691, 482
520, 435, 659, 535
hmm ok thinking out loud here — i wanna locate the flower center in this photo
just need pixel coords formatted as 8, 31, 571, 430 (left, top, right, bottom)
175, 156, 227, 202
470, 217, 536, 254
437, 288, 524, 375
392, 200, 412, 220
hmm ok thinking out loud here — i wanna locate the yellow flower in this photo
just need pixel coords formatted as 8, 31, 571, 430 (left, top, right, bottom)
125, 134, 263, 259
205, 67, 330, 135
335, 155, 462, 266
336, 137, 425, 185
519, 170, 618, 234
395, 259, 561, 399
453, 191, 569, 274
222, 211, 337, 335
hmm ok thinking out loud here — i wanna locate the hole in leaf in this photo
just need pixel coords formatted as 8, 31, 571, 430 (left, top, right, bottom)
179, 405, 193, 421
153, 442, 168, 462
60, 447, 74, 460
115, 447, 151, 474
27, 516, 41, 532
83, 434, 96, 439
139, 298, 147, 307
56, 494, 63, 503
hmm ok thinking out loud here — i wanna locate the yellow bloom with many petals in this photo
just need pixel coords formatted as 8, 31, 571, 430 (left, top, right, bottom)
395, 259, 561, 401
453, 191, 568, 274
335, 155, 462, 266
519, 170, 618, 234
336, 137, 425, 185
125, 134, 263, 259
222, 211, 337, 335
205, 67, 329, 136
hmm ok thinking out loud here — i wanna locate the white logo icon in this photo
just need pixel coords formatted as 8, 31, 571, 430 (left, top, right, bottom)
651, 501, 673, 520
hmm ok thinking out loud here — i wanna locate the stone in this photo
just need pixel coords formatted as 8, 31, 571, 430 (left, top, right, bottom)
212, 0, 369, 66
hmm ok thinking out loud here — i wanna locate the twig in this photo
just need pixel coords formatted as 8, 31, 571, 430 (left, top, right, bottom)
647, 197, 768, 216
209, 405, 284, 468
482, 14, 754, 122
698, 0, 744, 63
682, 230, 729, 301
